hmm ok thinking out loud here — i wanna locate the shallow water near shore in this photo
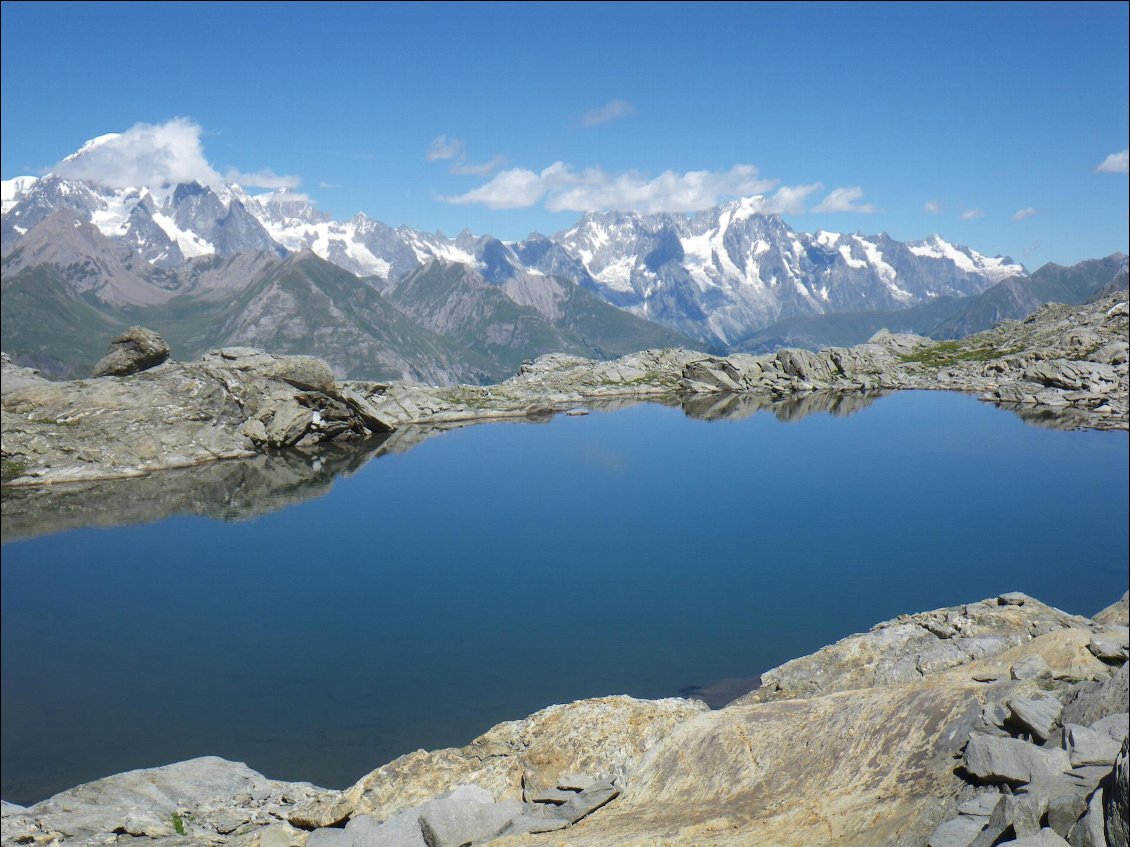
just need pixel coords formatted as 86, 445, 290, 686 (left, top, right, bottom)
2, 390, 1127, 805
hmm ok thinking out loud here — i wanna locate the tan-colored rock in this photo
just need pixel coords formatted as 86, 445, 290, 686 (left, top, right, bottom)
1094, 591, 1130, 627
344, 696, 707, 821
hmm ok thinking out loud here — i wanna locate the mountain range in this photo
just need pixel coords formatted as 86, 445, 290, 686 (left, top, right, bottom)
2, 133, 1125, 383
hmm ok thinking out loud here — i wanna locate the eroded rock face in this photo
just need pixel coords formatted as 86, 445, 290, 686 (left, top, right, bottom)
91, 327, 171, 377
1, 349, 396, 485
341, 696, 707, 822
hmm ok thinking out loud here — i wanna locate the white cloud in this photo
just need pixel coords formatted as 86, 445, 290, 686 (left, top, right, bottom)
427, 135, 503, 176
960, 208, 984, 220
49, 118, 300, 191
318, 180, 339, 189
445, 167, 549, 209
450, 154, 505, 176
1096, 149, 1129, 174
445, 162, 784, 213
224, 168, 301, 190
52, 118, 221, 187
924, 201, 940, 214
426, 135, 464, 161
813, 186, 875, 214
762, 183, 824, 215
1012, 206, 1036, 221
581, 99, 636, 127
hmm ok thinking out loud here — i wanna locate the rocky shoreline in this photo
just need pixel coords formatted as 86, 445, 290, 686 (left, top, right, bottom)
2, 591, 1126, 847
2, 294, 1127, 487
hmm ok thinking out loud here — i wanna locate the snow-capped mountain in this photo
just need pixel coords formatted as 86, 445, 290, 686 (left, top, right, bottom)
519, 198, 1025, 344
2, 148, 1025, 346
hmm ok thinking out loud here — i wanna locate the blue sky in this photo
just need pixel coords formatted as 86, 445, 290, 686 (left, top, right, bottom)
2, 1, 1127, 268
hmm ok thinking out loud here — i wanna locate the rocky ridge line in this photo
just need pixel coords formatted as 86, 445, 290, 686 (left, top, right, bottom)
2, 295, 1126, 486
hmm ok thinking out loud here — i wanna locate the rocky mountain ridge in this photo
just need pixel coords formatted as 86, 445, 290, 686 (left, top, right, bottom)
3, 160, 1028, 350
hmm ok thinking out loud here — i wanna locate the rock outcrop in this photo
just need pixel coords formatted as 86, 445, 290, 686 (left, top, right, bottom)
90, 327, 171, 377
3, 295, 1126, 486
3, 592, 1126, 847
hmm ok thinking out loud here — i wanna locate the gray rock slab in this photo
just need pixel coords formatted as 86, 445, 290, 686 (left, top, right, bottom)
414, 786, 524, 847
1047, 793, 1088, 838
1065, 724, 1124, 767
965, 734, 1072, 785
1107, 738, 1129, 847
1009, 695, 1064, 742
958, 792, 1003, 816
1013, 654, 1054, 680
1069, 787, 1106, 847
547, 782, 620, 825
555, 772, 598, 791
1090, 713, 1129, 742
929, 814, 990, 847
1089, 630, 1130, 662
527, 787, 576, 805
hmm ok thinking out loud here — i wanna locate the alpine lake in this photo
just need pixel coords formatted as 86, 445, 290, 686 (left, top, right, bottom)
2, 389, 1127, 805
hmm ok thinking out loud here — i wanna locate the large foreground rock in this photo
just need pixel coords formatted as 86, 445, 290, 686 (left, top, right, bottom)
91, 327, 171, 377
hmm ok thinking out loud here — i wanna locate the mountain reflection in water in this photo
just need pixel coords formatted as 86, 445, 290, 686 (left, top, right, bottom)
0, 391, 1106, 542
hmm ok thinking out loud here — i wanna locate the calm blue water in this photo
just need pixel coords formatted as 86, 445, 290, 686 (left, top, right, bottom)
2, 391, 1127, 804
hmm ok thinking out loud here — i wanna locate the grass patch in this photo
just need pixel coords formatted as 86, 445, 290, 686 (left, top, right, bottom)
171, 813, 186, 836
1, 458, 28, 484
899, 342, 1024, 367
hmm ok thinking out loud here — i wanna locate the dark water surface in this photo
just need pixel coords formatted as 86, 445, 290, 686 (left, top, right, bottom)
2, 391, 1127, 804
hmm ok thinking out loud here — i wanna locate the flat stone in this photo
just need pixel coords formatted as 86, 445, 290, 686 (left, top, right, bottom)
1008, 695, 1063, 742
547, 782, 620, 824
1089, 629, 1129, 662
929, 814, 989, 847
527, 787, 576, 805
1070, 787, 1107, 847
958, 792, 1003, 816
1064, 723, 1123, 767
1012, 654, 1054, 680
556, 772, 597, 791
1090, 712, 1130, 742
288, 796, 353, 829
964, 735, 1071, 785
415, 786, 524, 847
999, 593, 1031, 606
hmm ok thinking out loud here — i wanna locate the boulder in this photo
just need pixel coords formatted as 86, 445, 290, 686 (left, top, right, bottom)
1064, 724, 1125, 767
963, 735, 1071, 785
91, 327, 171, 377
1008, 695, 1063, 743
1088, 629, 1130, 662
